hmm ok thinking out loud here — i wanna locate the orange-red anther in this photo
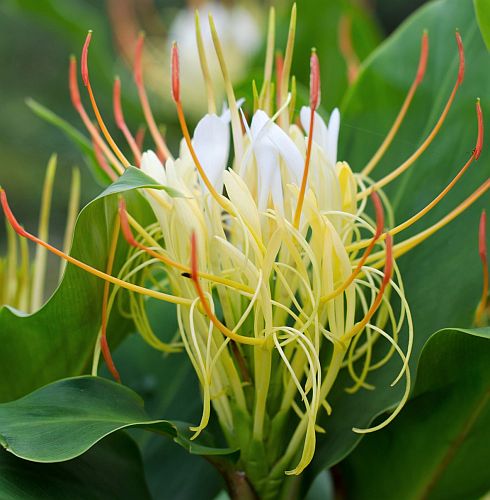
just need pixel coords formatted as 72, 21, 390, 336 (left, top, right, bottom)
118, 198, 139, 248
479, 210, 487, 263
0, 190, 27, 237
113, 77, 142, 164
372, 191, 385, 239
275, 51, 284, 108
190, 231, 199, 281
455, 31, 465, 85
382, 233, 394, 287
338, 15, 360, 84
415, 31, 429, 85
69, 56, 82, 110
171, 42, 180, 103
134, 32, 145, 87
135, 126, 146, 152
113, 77, 125, 128
81, 31, 92, 87
310, 50, 321, 110
100, 335, 121, 382
92, 135, 117, 181
475, 99, 484, 160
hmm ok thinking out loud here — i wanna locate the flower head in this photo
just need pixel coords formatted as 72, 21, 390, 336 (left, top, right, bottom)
1, 5, 488, 489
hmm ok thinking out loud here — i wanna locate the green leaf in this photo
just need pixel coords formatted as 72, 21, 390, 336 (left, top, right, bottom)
310, 0, 490, 476
0, 376, 238, 463
111, 332, 227, 500
26, 98, 111, 185
0, 180, 153, 402
99, 166, 184, 199
340, 327, 490, 500
475, 0, 490, 50
0, 432, 151, 500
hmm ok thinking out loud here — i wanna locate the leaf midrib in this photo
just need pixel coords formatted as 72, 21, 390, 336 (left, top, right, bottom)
415, 387, 490, 500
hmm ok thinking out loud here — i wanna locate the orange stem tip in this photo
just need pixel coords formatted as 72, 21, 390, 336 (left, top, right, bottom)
310, 49, 321, 110
455, 31, 465, 85
113, 77, 125, 129
171, 42, 180, 104
415, 31, 429, 85
100, 334, 121, 383
81, 31, 93, 88
479, 209, 487, 264
92, 135, 117, 181
69, 56, 82, 110
134, 32, 145, 87
135, 125, 146, 152
118, 198, 138, 247
475, 99, 484, 160
371, 191, 385, 239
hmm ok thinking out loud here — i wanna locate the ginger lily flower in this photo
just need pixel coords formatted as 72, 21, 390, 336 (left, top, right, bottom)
1, 5, 488, 493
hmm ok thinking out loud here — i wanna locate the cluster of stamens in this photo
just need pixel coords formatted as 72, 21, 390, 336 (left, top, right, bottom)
1, 6, 488, 481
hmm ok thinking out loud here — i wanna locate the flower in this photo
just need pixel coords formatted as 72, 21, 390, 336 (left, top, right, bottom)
1, 5, 487, 492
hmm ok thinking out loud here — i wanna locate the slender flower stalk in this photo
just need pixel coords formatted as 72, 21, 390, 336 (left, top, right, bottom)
1, 6, 487, 496
0, 157, 80, 313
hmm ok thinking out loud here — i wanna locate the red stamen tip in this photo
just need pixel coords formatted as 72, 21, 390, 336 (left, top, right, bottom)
113, 77, 124, 129
415, 31, 429, 85
69, 55, 82, 109
135, 125, 146, 153
0, 190, 27, 238
190, 231, 198, 281
370, 191, 385, 239
310, 49, 321, 110
118, 198, 138, 247
171, 42, 180, 103
383, 233, 394, 285
455, 31, 465, 85
479, 210, 487, 263
81, 30, 93, 88
100, 335, 121, 383
475, 98, 484, 160
275, 51, 284, 83
134, 32, 145, 86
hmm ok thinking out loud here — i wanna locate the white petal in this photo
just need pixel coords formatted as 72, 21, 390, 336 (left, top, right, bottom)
254, 140, 279, 211
250, 109, 270, 137
140, 150, 166, 184
221, 98, 245, 123
326, 108, 340, 166
266, 121, 303, 184
251, 110, 303, 185
300, 107, 329, 153
270, 163, 284, 214
192, 113, 230, 193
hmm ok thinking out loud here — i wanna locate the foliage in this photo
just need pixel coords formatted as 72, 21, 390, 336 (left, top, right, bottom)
0, 0, 488, 498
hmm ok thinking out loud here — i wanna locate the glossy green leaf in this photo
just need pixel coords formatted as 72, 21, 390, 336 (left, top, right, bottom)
310, 0, 490, 476
0, 376, 237, 463
475, 0, 490, 50
0, 433, 151, 500
26, 98, 111, 185
0, 180, 153, 402
111, 333, 226, 500
341, 327, 490, 500
99, 166, 184, 199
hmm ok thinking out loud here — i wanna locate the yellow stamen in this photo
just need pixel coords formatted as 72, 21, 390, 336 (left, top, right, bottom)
194, 11, 217, 115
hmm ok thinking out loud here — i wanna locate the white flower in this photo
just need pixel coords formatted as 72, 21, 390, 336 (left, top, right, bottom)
300, 107, 340, 166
